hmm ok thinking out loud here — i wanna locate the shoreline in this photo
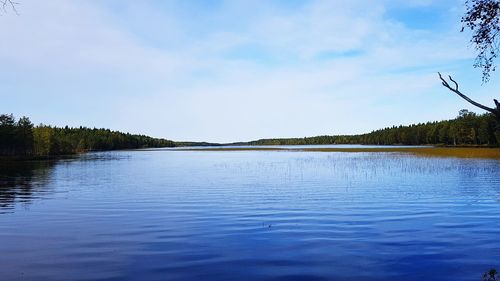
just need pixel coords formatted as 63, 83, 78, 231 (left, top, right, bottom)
172, 146, 500, 159
2, 146, 500, 161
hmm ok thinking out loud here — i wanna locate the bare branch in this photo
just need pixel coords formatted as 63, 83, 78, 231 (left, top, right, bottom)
438, 72, 450, 88
1, 0, 18, 14
438, 73, 500, 117
448, 75, 459, 91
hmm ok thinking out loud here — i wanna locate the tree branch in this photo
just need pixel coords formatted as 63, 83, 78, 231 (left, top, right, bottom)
448, 75, 459, 91
438, 72, 500, 117
1, 0, 18, 14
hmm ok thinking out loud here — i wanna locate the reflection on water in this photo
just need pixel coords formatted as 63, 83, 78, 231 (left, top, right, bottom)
0, 160, 56, 213
0, 152, 129, 213
0, 150, 499, 281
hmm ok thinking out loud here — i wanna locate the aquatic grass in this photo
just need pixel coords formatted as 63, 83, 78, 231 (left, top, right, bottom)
175, 147, 500, 159
483, 268, 498, 281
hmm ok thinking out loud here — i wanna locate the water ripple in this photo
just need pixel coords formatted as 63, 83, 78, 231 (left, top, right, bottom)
0, 150, 499, 280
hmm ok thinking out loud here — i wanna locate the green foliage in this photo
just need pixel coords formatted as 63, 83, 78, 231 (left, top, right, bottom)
2, 111, 498, 158
462, 0, 500, 82
245, 111, 499, 146
1, 114, 175, 157
0, 114, 34, 156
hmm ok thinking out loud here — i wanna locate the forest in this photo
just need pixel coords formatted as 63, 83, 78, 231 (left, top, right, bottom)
242, 110, 499, 146
1, 110, 499, 158
0, 114, 175, 157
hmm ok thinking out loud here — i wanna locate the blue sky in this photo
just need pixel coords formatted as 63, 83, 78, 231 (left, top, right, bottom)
1, 0, 499, 142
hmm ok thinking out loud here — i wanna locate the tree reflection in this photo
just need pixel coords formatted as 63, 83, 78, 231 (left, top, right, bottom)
0, 160, 56, 212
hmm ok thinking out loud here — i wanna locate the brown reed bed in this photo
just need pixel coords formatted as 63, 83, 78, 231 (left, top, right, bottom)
175, 146, 500, 159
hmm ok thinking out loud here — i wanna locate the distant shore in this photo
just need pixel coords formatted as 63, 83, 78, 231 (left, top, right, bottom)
3, 145, 500, 161
172, 146, 500, 159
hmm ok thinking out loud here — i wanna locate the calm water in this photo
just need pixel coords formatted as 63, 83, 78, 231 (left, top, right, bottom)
0, 150, 499, 281
166, 144, 430, 150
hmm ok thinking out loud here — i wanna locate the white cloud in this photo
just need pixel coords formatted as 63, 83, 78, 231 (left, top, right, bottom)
1, 0, 490, 142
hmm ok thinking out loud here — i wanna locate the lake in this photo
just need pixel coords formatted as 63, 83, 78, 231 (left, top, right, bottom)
0, 148, 499, 281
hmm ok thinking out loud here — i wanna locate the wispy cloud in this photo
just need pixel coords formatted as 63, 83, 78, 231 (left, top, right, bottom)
0, 0, 494, 142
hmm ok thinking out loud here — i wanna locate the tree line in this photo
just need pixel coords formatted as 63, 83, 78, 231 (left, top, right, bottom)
2, 111, 499, 157
243, 110, 499, 146
0, 114, 175, 157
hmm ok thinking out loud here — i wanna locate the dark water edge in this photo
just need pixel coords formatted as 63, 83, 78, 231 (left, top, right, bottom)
0, 150, 499, 281
0, 160, 56, 211
2, 144, 499, 161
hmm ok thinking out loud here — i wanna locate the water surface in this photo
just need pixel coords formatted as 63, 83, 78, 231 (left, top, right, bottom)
0, 150, 499, 280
